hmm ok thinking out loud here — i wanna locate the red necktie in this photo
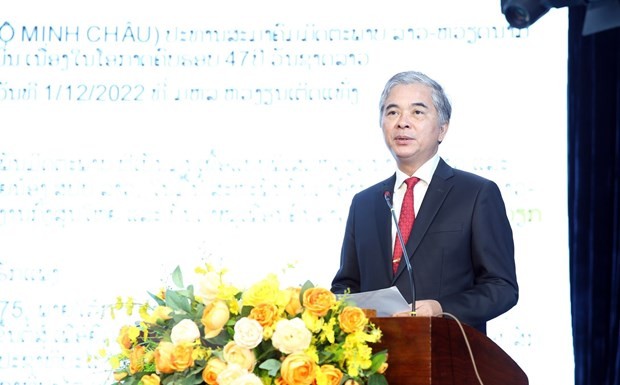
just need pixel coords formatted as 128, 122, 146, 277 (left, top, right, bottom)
393, 177, 420, 274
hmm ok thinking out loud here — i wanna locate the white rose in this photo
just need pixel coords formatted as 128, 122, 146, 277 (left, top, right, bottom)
233, 317, 264, 349
217, 363, 248, 385
271, 318, 312, 354
230, 372, 263, 385
195, 271, 222, 305
170, 318, 200, 344
223, 341, 257, 371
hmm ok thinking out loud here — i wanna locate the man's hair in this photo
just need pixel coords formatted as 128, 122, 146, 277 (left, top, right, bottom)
379, 71, 452, 126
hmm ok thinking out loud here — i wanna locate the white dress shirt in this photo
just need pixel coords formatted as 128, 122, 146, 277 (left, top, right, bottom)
391, 153, 440, 251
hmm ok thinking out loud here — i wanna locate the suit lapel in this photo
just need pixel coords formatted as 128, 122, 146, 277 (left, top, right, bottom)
393, 159, 455, 280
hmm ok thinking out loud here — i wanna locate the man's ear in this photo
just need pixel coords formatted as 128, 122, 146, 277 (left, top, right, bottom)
438, 123, 449, 143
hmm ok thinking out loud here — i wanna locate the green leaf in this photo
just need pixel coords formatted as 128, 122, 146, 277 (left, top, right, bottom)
299, 280, 315, 304
174, 288, 195, 301
172, 265, 184, 288
240, 305, 253, 317
147, 291, 166, 306
204, 328, 232, 347
120, 376, 141, 385
254, 340, 277, 362
368, 373, 389, 385
178, 372, 205, 385
259, 358, 282, 377
165, 289, 191, 313
369, 350, 388, 372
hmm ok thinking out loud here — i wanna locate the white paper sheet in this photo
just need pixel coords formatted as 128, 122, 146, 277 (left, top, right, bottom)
338, 286, 412, 317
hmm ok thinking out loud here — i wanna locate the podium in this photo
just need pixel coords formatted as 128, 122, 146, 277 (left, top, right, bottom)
370, 317, 528, 385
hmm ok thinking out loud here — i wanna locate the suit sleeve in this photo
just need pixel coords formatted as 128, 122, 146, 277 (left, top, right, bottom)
331, 197, 362, 294
439, 180, 519, 329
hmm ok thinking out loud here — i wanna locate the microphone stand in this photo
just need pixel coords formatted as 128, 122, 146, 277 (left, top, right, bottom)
384, 191, 416, 315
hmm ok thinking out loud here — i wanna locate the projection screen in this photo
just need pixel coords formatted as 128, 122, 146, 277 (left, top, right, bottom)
0, 1, 572, 384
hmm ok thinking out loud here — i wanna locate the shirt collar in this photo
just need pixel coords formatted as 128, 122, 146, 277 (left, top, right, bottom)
395, 153, 440, 188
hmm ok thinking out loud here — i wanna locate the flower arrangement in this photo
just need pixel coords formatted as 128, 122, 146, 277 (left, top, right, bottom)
102, 264, 388, 385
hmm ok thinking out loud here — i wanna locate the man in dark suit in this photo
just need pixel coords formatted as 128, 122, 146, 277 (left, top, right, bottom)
330, 71, 518, 334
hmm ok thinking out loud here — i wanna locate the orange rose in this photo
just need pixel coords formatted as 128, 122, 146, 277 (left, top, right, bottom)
129, 345, 146, 374
201, 300, 230, 338
202, 357, 227, 385
280, 352, 317, 385
153, 341, 195, 373
249, 303, 279, 327
285, 287, 302, 316
141, 373, 161, 385
153, 342, 176, 374
318, 364, 343, 385
302, 288, 336, 317
337, 306, 368, 333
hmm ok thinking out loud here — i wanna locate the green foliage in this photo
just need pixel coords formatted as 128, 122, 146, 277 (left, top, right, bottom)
258, 358, 282, 377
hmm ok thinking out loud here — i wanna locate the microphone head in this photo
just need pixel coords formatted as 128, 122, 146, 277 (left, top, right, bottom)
383, 190, 394, 209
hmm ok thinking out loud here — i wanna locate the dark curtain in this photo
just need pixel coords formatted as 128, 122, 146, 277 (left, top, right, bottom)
568, 6, 620, 385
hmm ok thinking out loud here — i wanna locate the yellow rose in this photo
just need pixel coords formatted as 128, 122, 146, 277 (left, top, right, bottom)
171, 342, 195, 371
343, 380, 361, 385
302, 288, 336, 317
280, 352, 317, 385
317, 364, 343, 385
149, 306, 173, 323
242, 274, 289, 308
202, 357, 227, 385
117, 325, 139, 349
338, 306, 368, 333
129, 345, 146, 374
285, 287, 303, 316
223, 341, 257, 371
249, 303, 279, 328
202, 300, 230, 338
141, 373, 161, 385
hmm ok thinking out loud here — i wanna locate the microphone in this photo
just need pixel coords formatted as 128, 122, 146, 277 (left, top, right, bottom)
383, 191, 416, 315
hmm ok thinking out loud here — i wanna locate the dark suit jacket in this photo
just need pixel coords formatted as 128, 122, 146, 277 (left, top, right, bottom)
331, 158, 518, 333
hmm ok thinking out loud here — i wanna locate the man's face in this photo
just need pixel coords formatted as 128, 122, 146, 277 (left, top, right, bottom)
381, 83, 448, 174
